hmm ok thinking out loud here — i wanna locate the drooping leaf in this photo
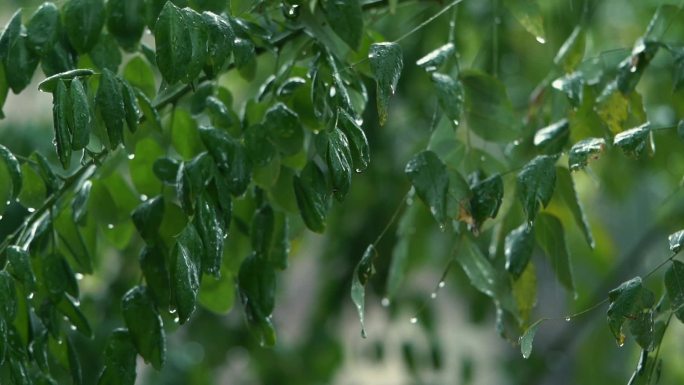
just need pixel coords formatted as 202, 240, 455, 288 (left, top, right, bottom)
336, 108, 370, 172
205, 96, 236, 129
613, 123, 651, 158
431, 72, 464, 126
322, 0, 363, 50
416, 43, 455, 72
97, 329, 137, 385
351, 244, 377, 338
198, 126, 252, 196
568, 138, 605, 171
106, 0, 146, 50
38, 69, 95, 93
154, 2, 191, 84
68, 78, 92, 150
263, 103, 303, 156
405, 150, 449, 227
504, 0, 545, 43
139, 245, 170, 309
555, 167, 594, 248
533, 119, 569, 153
6, 246, 35, 291
629, 310, 654, 350
238, 253, 277, 346
194, 193, 223, 277
89, 32, 122, 72
513, 262, 537, 325
270, 212, 289, 270
517, 155, 557, 222
244, 123, 276, 167
554, 26, 585, 73
170, 225, 203, 324
0, 144, 22, 200
42, 253, 79, 300
57, 294, 92, 337
469, 174, 503, 230
0, 271, 16, 322
233, 37, 256, 80
1, 11, 40, 94
505, 223, 535, 279
607, 277, 655, 346
96, 69, 125, 148
551, 72, 584, 107
664, 260, 684, 321
52, 80, 72, 169
62, 0, 106, 53
293, 162, 330, 233
181, 7, 208, 83
519, 319, 544, 359
131, 196, 164, 243
17, 163, 46, 211
26, 2, 59, 56
251, 204, 274, 259
121, 286, 165, 369
369, 42, 403, 125
327, 127, 353, 201
669, 230, 684, 253
535, 213, 575, 293
120, 79, 141, 133
460, 70, 519, 142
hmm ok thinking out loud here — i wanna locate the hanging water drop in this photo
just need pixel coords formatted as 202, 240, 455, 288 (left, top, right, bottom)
27, 207, 35, 213
535, 36, 546, 44
27, 292, 34, 300
74, 299, 81, 306
410, 317, 418, 324
0, 215, 3, 220
140, 194, 148, 201
5, 200, 10, 205
75, 273, 84, 280
174, 316, 180, 323
381, 297, 390, 307
107, 223, 114, 229
565, 316, 571, 322
70, 325, 77, 331
169, 307, 177, 314
438, 281, 446, 288
127, 154, 135, 160
430, 292, 437, 299
355, 168, 363, 173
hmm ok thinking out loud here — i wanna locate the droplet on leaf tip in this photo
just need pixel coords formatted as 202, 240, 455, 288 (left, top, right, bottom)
565, 316, 571, 322
27, 292, 34, 300
381, 297, 390, 307
127, 154, 135, 160
75, 273, 84, 280
410, 317, 418, 324
70, 325, 77, 331
430, 292, 437, 299
140, 194, 148, 201
438, 281, 446, 288
536, 36, 546, 44
174, 316, 180, 323
27, 207, 35, 213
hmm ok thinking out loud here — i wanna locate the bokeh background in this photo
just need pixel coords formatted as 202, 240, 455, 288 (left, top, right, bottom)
3, 0, 684, 384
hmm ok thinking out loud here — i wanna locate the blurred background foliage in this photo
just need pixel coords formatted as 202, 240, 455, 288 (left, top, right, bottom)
2, 0, 684, 384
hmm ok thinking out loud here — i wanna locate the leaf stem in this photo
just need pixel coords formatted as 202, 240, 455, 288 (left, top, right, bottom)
372, 190, 409, 246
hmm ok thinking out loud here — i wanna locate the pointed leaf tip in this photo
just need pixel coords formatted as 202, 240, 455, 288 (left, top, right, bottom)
351, 245, 377, 338
520, 319, 544, 359
369, 42, 403, 125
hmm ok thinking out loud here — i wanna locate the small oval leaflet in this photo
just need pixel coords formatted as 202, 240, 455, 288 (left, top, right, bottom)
568, 138, 605, 172
519, 319, 544, 359
369, 42, 403, 126
668, 229, 684, 253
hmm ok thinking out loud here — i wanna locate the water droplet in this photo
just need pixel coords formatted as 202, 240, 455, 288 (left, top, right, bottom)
355, 168, 363, 173
5, 200, 10, 205
107, 223, 114, 229
27, 292, 34, 300
0, 215, 3, 220
438, 223, 446, 232
127, 154, 135, 160
174, 316, 180, 323
430, 292, 437, 299
27, 207, 36, 213
70, 325, 77, 331
140, 194, 148, 201
565, 316, 571, 322
329, 86, 337, 98
73, 299, 81, 306
535, 36, 546, 44
410, 317, 418, 324
452, 120, 459, 126
406, 197, 413, 205
169, 307, 177, 314
618, 341, 625, 347
57, 339, 63, 345
480, 156, 486, 162
629, 65, 637, 73
513, 140, 520, 146
438, 281, 446, 288
75, 273, 84, 280
381, 297, 390, 307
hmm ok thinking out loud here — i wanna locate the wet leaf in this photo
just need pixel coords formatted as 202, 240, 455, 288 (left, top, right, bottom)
62, 0, 105, 53
52, 80, 73, 168
555, 167, 594, 248
120, 79, 141, 133
263, 103, 303, 156
181, 7, 208, 83
431, 72, 464, 126
293, 162, 330, 233
72, 180, 91, 225
171, 225, 203, 324
57, 294, 92, 337
554, 26, 585, 73
17, 163, 45, 212
153, 157, 180, 185
535, 213, 575, 293
568, 137, 605, 171
66, 337, 82, 385
122, 286, 165, 369
613, 123, 651, 158
97, 329, 137, 385
322, 0, 363, 49
0, 271, 16, 322
43, 253, 79, 299
461, 70, 519, 142
131, 196, 164, 243
6, 246, 35, 291
203, 11, 234, 78
664, 260, 684, 321
139, 245, 170, 309
533, 119, 569, 153
38, 69, 95, 93
505, 0, 545, 42
629, 310, 654, 350
96, 69, 125, 148
351, 244, 377, 338
68, 78, 92, 150
607, 277, 655, 346
327, 126, 353, 201
0, 145, 22, 201
238, 253, 276, 345
251, 204, 274, 258
155, 2, 191, 84
517, 155, 557, 222
1, 11, 40, 93
519, 319, 544, 359
405, 150, 449, 227
198, 126, 251, 196
26, 2, 59, 56
369, 42, 403, 125
106, 0, 146, 50
416, 43, 455, 72
195, 193, 223, 277
505, 223, 535, 279
336, 109, 370, 172
469, 174, 503, 230
245, 123, 276, 167
669, 230, 684, 253
551, 72, 583, 107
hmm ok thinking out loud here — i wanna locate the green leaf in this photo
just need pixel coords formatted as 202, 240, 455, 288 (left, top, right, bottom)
139, 245, 171, 309
251, 204, 274, 258
62, 0, 105, 53
195, 193, 224, 277
293, 162, 330, 233
533, 119, 569, 154
171, 225, 203, 324
469, 174, 503, 230
270, 212, 289, 270
405, 150, 449, 227
351, 244, 377, 338
154, 2, 191, 84
555, 167, 594, 248
181, 7, 208, 83
26, 2, 59, 56
106, 0, 146, 50
431, 72, 464, 126
607, 277, 655, 346
326, 127, 353, 201
130, 138, 164, 196
322, 0, 363, 50
72, 180, 91, 225
505, 223, 535, 279
0, 63, 7, 118
0, 271, 16, 322
613, 123, 651, 158
97, 329, 137, 385
517, 155, 557, 222
6, 246, 35, 291
665, 260, 684, 321
519, 319, 544, 359
202, 12, 234, 78
66, 337, 83, 385
68, 78, 92, 150
131, 196, 164, 243
245, 124, 276, 167
17, 163, 46, 211
336, 109, 370, 172
38, 69, 95, 93
42, 253, 79, 299
233, 37, 256, 80
0, 144, 22, 200
57, 295, 92, 337
553, 26, 585, 73
263, 103, 303, 156
535, 213, 575, 293
170, 108, 203, 159
1, 11, 40, 94
52, 80, 72, 169
416, 43, 455, 72
568, 137, 605, 171
198, 270, 235, 314
96, 69, 125, 148
89, 32, 122, 72
206, 96, 236, 130
123, 56, 156, 99
551, 72, 583, 107
238, 253, 276, 346
369, 42, 403, 125
670, 230, 684, 253
629, 310, 654, 350
513, 262, 537, 325
121, 286, 165, 369
460, 70, 519, 142
596, 84, 630, 134
152, 157, 180, 185
504, 0, 545, 43
198, 126, 251, 196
